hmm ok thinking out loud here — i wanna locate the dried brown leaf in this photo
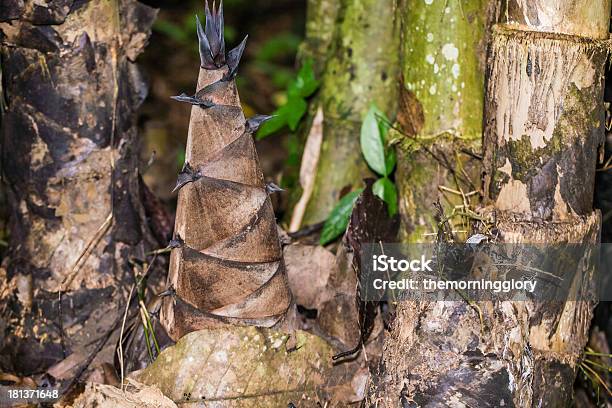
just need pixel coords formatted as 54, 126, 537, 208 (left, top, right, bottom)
284, 244, 334, 310
68, 378, 177, 408
397, 84, 425, 137
330, 179, 398, 356
283, 242, 361, 349
290, 107, 324, 232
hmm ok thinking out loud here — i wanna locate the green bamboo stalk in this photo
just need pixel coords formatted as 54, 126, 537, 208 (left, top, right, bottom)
395, 0, 487, 242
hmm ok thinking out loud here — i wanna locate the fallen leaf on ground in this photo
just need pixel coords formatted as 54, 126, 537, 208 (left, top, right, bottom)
135, 326, 366, 407
289, 107, 324, 232
284, 244, 334, 310
66, 378, 176, 408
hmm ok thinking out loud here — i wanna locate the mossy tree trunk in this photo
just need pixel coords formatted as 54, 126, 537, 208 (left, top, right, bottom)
298, 0, 340, 76
297, 0, 401, 227
0, 0, 158, 376
369, 0, 610, 406
395, 0, 488, 242
285, 0, 339, 230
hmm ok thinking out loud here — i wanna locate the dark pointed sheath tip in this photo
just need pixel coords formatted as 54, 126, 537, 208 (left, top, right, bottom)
246, 114, 275, 133
168, 235, 185, 249
172, 162, 203, 193
170, 93, 215, 108
158, 284, 176, 298
222, 35, 248, 81
265, 182, 284, 194
196, 1, 227, 69
195, 0, 250, 79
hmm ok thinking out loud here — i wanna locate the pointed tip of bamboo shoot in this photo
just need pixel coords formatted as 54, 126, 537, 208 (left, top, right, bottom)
197, 1, 227, 69
194, 2, 250, 79
196, 14, 216, 69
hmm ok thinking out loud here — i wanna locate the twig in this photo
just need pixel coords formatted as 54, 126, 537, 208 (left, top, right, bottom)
596, 155, 612, 172
287, 221, 325, 239
423, 230, 467, 236
460, 148, 482, 161
138, 253, 159, 285
139, 304, 154, 363
58, 291, 66, 358
438, 186, 478, 197
140, 300, 160, 358
118, 284, 135, 391
583, 358, 612, 372
57, 212, 113, 359
581, 361, 612, 397
61, 212, 113, 291
585, 349, 612, 357
146, 247, 172, 256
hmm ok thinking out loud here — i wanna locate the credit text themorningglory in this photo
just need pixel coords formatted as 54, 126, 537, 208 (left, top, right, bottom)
371, 254, 538, 293
371, 278, 538, 293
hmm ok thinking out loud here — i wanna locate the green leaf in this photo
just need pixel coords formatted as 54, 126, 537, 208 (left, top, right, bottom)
360, 104, 397, 176
360, 105, 387, 176
376, 114, 397, 175
255, 96, 306, 139
373, 177, 398, 216
384, 148, 396, 175
176, 149, 185, 169
379, 119, 396, 176
256, 114, 287, 139
282, 96, 308, 131
288, 59, 319, 99
256, 60, 319, 139
296, 59, 320, 98
319, 189, 363, 245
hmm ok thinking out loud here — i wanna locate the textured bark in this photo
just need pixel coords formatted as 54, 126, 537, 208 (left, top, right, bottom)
160, 5, 291, 341
395, 0, 488, 242
500, 0, 610, 40
369, 1, 610, 406
369, 216, 600, 407
0, 0, 157, 375
482, 27, 608, 219
480, 17, 609, 404
300, 0, 401, 226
